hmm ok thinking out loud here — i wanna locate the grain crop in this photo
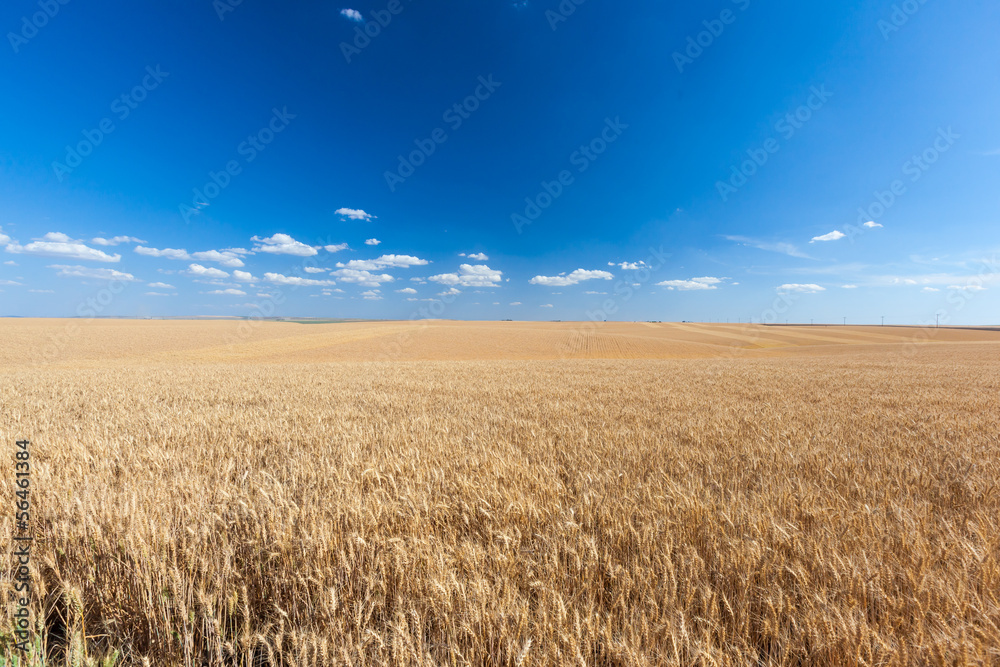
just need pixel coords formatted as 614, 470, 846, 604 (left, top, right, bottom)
2, 319, 999, 666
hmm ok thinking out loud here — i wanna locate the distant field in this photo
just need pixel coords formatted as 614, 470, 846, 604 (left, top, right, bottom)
2, 318, 999, 367
2, 320, 999, 665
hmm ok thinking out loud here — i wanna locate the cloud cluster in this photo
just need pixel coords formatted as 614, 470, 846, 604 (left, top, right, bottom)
7, 232, 122, 262
430, 264, 503, 288
335, 208, 375, 221
252, 234, 318, 257
656, 276, 724, 291
530, 269, 613, 287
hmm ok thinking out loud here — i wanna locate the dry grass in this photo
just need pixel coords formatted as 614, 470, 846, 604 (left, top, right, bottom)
2, 320, 999, 665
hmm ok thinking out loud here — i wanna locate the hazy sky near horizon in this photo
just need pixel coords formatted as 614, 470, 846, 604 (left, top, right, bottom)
1, 1, 998, 324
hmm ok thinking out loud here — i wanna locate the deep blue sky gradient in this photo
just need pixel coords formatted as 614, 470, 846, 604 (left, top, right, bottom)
1, 0, 998, 323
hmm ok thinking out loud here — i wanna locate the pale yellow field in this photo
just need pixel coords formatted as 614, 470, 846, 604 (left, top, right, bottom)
1, 320, 999, 666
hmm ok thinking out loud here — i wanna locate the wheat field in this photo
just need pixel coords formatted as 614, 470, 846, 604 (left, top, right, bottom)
2, 319, 999, 666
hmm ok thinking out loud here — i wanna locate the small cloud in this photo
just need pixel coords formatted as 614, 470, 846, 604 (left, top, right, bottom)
264, 272, 336, 287
395, 287, 417, 294
656, 276, 725, 291
135, 246, 191, 261
616, 261, 647, 270
0, 279, 22, 286
361, 289, 383, 300
460, 252, 489, 261
863, 221, 883, 229
437, 287, 461, 296
777, 283, 825, 293
335, 207, 375, 221
28, 289, 54, 293
303, 267, 327, 274
92, 235, 146, 246
540, 304, 554, 308
147, 282, 175, 289
948, 284, 986, 292
529, 269, 613, 287
430, 264, 502, 288
144, 291, 175, 296
340, 8, 363, 21
206, 289, 246, 296
187, 264, 229, 279
252, 234, 318, 257
841, 284, 858, 289
325, 243, 349, 252
7, 232, 121, 262
509, 301, 522, 306
232, 271, 259, 282
3, 261, 16, 266
364, 238, 381, 246
810, 230, 846, 243
584, 291, 607, 295
922, 287, 940, 293
48, 264, 137, 281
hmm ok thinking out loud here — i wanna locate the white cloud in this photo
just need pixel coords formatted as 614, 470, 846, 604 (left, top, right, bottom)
529, 269, 613, 287
252, 234, 318, 256
509, 301, 522, 306
430, 264, 503, 288
3, 261, 16, 266
0, 279, 22, 286
92, 235, 146, 246
325, 243, 349, 252
340, 8, 363, 22
361, 289, 383, 300
948, 284, 986, 292
190, 249, 245, 267
437, 287, 461, 296
206, 289, 246, 296
395, 287, 417, 294
337, 254, 430, 271
584, 291, 607, 295
303, 267, 328, 274
48, 264, 137, 281
459, 252, 489, 260
28, 289, 54, 293
364, 238, 381, 246
144, 291, 174, 296
540, 304, 553, 308
810, 230, 846, 243
863, 221, 883, 228
616, 261, 647, 270
656, 276, 724, 291
0, 231, 10, 245
147, 282, 175, 289
135, 246, 191, 260
264, 272, 336, 287
335, 207, 374, 221
777, 283, 825, 293
232, 271, 259, 282
186, 264, 229, 279
841, 284, 858, 289
330, 268, 394, 286
922, 287, 940, 293
7, 232, 121, 262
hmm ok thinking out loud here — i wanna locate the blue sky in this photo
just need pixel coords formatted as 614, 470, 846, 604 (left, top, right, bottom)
1, 0, 998, 324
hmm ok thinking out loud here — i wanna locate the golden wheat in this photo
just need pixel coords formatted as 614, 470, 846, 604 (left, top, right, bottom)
2, 320, 999, 666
